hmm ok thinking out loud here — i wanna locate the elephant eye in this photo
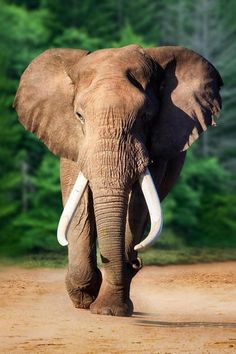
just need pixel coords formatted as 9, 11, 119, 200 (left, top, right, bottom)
76, 112, 85, 124
127, 71, 143, 91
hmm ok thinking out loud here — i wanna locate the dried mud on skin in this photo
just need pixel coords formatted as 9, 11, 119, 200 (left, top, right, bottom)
0, 262, 236, 354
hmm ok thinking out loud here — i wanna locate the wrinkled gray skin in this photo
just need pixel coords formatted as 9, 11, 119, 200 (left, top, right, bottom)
14, 44, 222, 316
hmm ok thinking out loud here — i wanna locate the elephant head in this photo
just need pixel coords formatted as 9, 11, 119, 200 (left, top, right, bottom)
14, 44, 222, 255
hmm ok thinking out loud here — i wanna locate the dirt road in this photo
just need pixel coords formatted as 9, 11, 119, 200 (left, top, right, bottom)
0, 262, 236, 354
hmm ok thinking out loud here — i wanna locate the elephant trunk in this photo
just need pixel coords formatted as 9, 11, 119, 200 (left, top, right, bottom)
92, 191, 128, 285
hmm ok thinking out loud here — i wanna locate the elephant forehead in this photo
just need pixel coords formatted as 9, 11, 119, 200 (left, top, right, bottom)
82, 45, 144, 63
77, 46, 152, 79
74, 78, 146, 119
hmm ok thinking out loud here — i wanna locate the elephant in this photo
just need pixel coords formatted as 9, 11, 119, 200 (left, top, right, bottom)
14, 44, 222, 317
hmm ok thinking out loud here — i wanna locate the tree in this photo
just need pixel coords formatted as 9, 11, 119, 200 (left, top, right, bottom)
53, 28, 102, 51
112, 23, 150, 48
163, 151, 235, 246
0, 2, 51, 254
14, 154, 63, 253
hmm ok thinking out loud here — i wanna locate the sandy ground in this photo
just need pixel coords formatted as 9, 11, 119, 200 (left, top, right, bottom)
0, 262, 236, 354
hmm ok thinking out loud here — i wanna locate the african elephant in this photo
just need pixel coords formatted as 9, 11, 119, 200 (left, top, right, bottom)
14, 44, 222, 316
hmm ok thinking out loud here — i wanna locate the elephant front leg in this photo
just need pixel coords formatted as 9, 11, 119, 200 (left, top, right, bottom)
66, 215, 102, 309
60, 159, 102, 309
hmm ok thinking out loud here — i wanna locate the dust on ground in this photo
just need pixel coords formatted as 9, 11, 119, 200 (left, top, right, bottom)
0, 262, 236, 354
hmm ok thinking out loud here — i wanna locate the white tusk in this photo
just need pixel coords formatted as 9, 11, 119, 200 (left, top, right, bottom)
134, 168, 163, 251
57, 172, 88, 246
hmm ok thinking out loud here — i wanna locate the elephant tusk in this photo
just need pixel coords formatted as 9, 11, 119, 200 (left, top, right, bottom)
134, 168, 163, 251
57, 172, 88, 246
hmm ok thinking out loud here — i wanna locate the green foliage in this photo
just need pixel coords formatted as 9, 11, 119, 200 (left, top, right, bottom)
0, 2, 50, 76
13, 154, 64, 254
0, 0, 235, 258
53, 28, 102, 50
163, 151, 235, 247
200, 193, 236, 247
0, 0, 52, 255
112, 23, 151, 47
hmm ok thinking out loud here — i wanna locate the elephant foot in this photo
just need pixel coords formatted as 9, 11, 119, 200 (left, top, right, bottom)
66, 269, 102, 309
90, 280, 133, 317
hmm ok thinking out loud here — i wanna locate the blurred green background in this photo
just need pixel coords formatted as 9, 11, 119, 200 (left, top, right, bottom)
0, 0, 235, 265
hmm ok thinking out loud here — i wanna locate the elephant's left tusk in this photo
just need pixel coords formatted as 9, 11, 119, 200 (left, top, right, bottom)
134, 168, 163, 251
57, 172, 88, 246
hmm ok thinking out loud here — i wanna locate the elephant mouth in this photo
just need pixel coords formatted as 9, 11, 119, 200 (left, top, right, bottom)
57, 167, 163, 251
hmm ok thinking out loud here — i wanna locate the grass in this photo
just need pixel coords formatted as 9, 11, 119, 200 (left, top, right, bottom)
0, 230, 235, 268
140, 230, 236, 265
0, 253, 68, 268
141, 247, 236, 265
0, 247, 235, 269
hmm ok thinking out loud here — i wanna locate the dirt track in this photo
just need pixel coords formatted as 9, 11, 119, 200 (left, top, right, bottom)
0, 262, 236, 354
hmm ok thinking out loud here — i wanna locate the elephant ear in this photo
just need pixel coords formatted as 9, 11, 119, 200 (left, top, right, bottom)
145, 46, 223, 158
14, 48, 89, 161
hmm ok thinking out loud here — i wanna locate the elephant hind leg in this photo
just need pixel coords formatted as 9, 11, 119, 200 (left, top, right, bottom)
125, 181, 149, 267
155, 151, 186, 202
126, 152, 186, 266
125, 154, 184, 269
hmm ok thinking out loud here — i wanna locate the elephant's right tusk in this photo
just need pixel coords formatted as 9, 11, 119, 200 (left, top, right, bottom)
134, 168, 163, 251
57, 172, 88, 246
